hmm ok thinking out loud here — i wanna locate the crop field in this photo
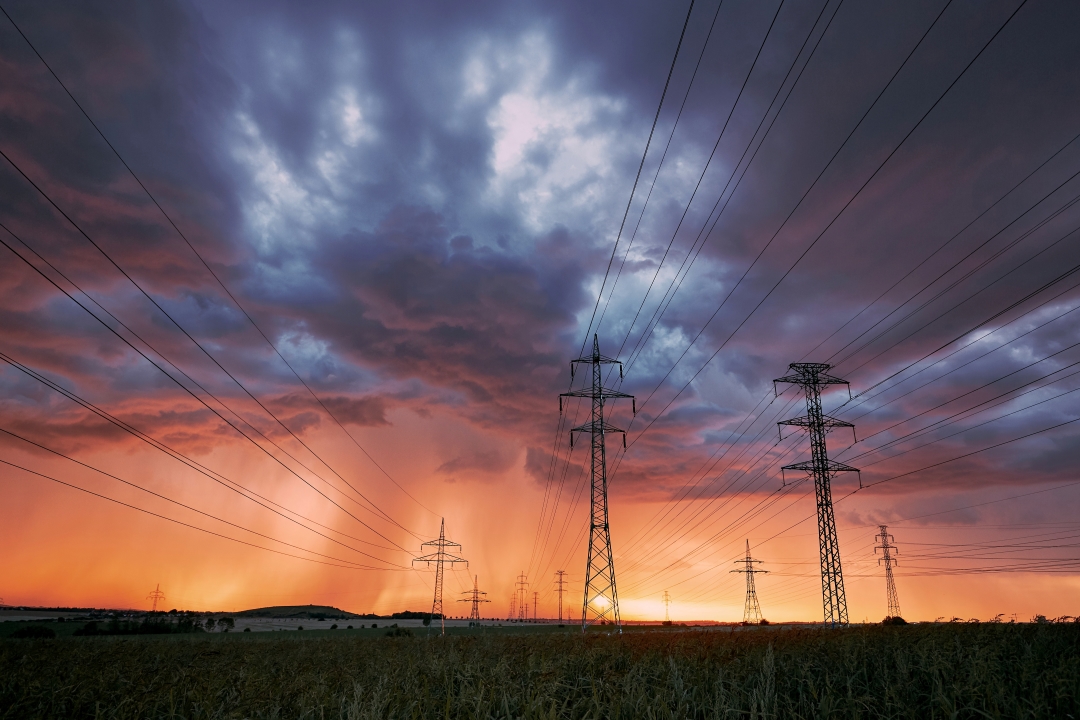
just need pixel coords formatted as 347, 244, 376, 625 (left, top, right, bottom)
1, 622, 1078, 719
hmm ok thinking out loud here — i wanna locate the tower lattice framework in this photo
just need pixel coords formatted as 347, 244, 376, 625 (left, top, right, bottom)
413, 518, 467, 635
662, 591, 671, 623
515, 572, 529, 621
147, 583, 166, 613
458, 575, 490, 622
776, 363, 858, 627
731, 540, 767, 623
875, 525, 902, 619
560, 335, 635, 632
554, 570, 568, 623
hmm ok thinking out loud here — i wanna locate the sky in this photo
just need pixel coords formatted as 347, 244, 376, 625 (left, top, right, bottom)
1, 0, 1080, 623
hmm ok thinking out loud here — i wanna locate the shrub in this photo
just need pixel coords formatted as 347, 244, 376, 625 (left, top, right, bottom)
330, 624, 338, 630
385, 627, 413, 638
10, 626, 55, 639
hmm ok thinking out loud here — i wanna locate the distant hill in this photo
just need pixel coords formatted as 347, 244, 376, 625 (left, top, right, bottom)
236, 605, 361, 619
235, 605, 437, 620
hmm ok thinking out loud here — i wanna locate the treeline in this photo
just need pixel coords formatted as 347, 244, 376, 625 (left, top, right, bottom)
74, 616, 236, 636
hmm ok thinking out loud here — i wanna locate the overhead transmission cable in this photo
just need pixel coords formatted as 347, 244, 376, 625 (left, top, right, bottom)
0, 3, 438, 521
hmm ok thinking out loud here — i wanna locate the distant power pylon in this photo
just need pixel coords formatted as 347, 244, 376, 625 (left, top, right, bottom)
560, 334, 635, 633
413, 518, 468, 635
533, 591, 539, 621
458, 575, 490, 623
554, 570, 568, 623
662, 590, 671, 623
508, 595, 516, 621
147, 583, 166, 613
874, 525, 902, 619
515, 572, 529, 622
776, 363, 858, 628
731, 540, 767, 624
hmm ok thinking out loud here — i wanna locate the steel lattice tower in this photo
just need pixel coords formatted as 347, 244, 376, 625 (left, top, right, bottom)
508, 595, 516, 621
147, 583, 165, 613
662, 591, 671, 623
874, 525, 902, 619
731, 540, 767, 623
533, 591, 539, 621
560, 335, 635, 632
458, 575, 490, 622
776, 363, 858, 627
554, 570, 568, 623
413, 518, 468, 635
515, 572, 529, 622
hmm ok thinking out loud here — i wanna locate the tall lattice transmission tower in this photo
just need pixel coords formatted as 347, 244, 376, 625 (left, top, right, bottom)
533, 591, 539, 622
554, 570, 568, 623
508, 595, 516, 621
515, 572, 529, 622
875, 525, 902, 619
413, 518, 468, 635
662, 591, 672, 624
731, 540, 767, 623
147, 583, 166, 613
458, 575, 490, 623
560, 334, 635, 632
776, 363, 858, 627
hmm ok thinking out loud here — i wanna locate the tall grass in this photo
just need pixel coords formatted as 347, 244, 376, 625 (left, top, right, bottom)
1, 623, 1077, 718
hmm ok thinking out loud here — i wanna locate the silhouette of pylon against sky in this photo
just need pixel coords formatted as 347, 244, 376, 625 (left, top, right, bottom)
875, 525, 902, 619
458, 575, 489, 622
554, 570, 568, 623
147, 583, 165, 613
776, 363, 859, 627
731, 540, 767, 623
561, 334, 635, 633
533, 591, 539, 621
515, 572, 529, 622
413, 518, 467, 635
662, 591, 671, 623
508, 595, 516, 621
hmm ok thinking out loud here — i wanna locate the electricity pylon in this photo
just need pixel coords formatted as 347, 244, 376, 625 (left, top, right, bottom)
508, 595, 516, 621
458, 575, 490, 623
874, 525, 902, 619
554, 570, 568, 622
413, 518, 468, 635
560, 334, 635, 632
731, 540, 767, 623
515, 572, 529, 622
662, 591, 672, 623
147, 583, 166, 613
533, 591, 539, 621
776, 363, 858, 627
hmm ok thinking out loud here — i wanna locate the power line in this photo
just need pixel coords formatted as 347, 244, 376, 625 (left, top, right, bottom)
0, 225, 416, 552
0, 150, 422, 542
0, 2, 439, 521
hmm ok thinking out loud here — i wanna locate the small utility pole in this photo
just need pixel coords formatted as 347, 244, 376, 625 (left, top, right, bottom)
874, 526, 902, 619
147, 583, 166, 613
458, 575, 490, 623
554, 570, 568, 623
515, 572, 529, 622
413, 518, 468, 635
731, 540, 767, 623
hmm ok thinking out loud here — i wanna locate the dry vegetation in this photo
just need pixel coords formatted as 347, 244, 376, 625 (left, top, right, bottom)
1, 623, 1078, 718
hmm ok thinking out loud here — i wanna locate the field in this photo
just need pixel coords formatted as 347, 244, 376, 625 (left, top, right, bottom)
1, 623, 1078, 719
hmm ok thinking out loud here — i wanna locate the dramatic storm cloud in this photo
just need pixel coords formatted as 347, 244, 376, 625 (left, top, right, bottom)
1, 0, 1079, 622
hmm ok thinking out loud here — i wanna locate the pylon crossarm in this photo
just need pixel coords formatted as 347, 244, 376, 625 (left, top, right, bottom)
781, 459, 859, 474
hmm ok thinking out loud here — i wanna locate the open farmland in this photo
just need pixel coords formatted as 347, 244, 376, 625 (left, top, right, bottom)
1, 623, 1078, 719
